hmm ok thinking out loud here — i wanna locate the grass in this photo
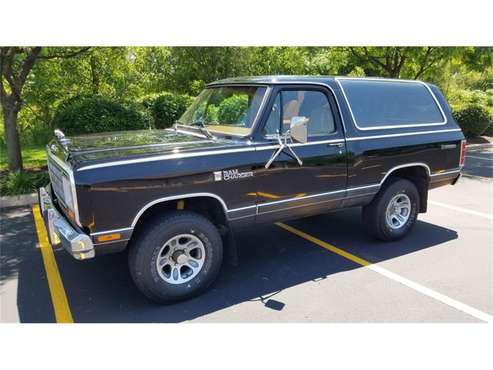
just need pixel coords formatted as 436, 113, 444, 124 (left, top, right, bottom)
0, 144, 48, 196
0, 144, 47, 171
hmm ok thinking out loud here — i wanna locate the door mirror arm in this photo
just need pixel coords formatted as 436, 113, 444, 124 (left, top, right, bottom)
264, 130, 303, 169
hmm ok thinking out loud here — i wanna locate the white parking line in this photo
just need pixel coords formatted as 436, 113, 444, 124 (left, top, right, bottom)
368, 264, 493, 323
429, 201, 493, 220
462, 174, 492, 181
466, 155, 493, 161
277, 223, 493, 323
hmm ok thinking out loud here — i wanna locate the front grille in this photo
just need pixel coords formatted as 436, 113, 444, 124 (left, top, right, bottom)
48, 156, 69, 208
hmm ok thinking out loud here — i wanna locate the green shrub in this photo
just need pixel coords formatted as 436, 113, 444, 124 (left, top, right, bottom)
217, 95, 248, 123
453, 104, 492, 138
52, 95, 151, 135
143, 92, 194, 129
484, 121, 493, 136
21, 125, 53, 146
448, 88, 493, 114
0, 171, 50, 196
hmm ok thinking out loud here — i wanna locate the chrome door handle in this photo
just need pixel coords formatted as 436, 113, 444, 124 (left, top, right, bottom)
328, 142, 344, 148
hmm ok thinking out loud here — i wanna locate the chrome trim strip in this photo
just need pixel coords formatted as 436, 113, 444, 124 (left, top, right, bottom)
227, 204, 257, 213
78, 146, 256, 171
228, 214, 256, 221
76, 139, 212, 155
257, 138, 345, 151
335, 77, 448, 131
131, 193, 230, 227
47, 147, 82, 227
257, 197, 344, 216
90, 227, 134, 236
77, 138, 347, 171
258, 188, 347, 208
347, 183, 381, 191
430, 169, 461, 177
345, 128, 461, 141
379, 163, 431, 185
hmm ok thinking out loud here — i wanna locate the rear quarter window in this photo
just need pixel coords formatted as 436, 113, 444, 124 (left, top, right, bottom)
338, 79, 446, 130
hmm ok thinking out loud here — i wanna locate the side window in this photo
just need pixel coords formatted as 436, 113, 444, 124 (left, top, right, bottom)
338, 79, 445, 128
263, 89, 336, 138
282, 90, 336, 136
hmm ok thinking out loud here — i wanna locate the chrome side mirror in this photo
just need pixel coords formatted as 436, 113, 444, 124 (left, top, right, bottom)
290, 116, 308, 143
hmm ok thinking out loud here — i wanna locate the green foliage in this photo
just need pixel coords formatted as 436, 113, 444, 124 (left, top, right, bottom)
143, 92, 194, 129
52, 95, 151, 134
448, 88, 492, 110
0, 171, 50, 196
0, 145, 47, 171
2, 46, 493, 173
217, 95, 248, 123
453, 104, 492, 138
20, 125, 54, 146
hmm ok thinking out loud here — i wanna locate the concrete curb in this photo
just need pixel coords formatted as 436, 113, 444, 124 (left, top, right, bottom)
0, 193, 37, 209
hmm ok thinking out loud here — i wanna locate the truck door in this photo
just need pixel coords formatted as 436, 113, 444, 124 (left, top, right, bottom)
253, 86, 347, 223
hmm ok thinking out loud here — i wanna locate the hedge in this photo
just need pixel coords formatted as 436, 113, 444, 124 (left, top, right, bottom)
453, 104, 492, 138
217, 95, 248, 123
0, 171, 50, 196
142, 92, 194, 129
52, 95, 151, 135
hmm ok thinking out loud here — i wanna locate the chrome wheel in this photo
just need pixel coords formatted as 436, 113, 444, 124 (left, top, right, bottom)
385, 193, 411, 229
156, 234, 206, 284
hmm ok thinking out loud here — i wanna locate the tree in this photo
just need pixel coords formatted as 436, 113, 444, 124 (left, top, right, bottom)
347, 47, 458, 80
0, 47, 89, 171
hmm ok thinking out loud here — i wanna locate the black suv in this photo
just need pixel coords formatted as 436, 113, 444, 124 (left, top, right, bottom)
39, 76, 465, 302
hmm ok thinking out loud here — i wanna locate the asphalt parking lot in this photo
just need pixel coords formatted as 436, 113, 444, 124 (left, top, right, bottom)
1, 146, 492, 323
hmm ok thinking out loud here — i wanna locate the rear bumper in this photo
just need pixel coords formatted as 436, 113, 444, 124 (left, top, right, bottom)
38, 186, 95, 260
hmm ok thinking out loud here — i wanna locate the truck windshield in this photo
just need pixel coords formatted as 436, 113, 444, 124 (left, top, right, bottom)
178, 86, 267, 136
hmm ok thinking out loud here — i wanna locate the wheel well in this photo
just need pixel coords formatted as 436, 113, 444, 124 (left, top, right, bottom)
132, 196, 229, 235
384, 166, 430, 213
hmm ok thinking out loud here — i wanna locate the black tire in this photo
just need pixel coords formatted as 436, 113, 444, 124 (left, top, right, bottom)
362, 178, 420, 241
128, 211, 223, 303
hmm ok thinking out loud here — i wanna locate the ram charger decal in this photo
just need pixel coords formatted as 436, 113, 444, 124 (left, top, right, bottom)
214, 169, 254, 181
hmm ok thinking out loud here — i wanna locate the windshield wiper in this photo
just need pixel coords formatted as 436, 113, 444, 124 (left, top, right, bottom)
190, 121, 215, 139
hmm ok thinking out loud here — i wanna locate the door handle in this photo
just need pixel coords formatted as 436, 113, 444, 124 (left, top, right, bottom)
328, 142, 344, 148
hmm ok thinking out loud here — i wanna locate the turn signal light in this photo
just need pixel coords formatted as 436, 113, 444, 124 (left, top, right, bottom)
97, 233, 121, 242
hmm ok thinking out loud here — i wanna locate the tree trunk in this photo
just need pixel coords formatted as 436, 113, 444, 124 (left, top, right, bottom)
90, 56, 100, 94
2, 102, 23, 172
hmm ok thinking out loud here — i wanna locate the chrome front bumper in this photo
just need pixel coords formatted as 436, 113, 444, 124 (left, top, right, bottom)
38, 186, 95, 260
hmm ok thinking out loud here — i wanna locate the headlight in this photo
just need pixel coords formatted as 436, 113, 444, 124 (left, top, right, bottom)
62, 175, 74, 210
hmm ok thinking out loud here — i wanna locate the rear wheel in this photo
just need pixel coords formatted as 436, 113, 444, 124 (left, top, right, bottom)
362, 178, 420, 241
128, 211, 223, 303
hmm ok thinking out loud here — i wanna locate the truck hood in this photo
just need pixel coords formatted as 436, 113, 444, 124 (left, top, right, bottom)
56, 129, 243, 168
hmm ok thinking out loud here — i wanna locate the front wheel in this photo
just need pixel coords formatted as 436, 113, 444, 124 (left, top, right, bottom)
128, 211, 223, 303
362, 178, 420, 241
